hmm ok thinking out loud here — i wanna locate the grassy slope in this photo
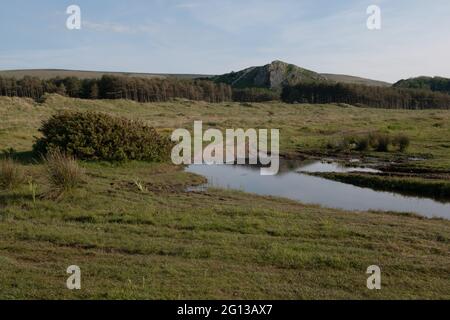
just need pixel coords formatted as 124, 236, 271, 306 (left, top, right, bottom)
0, 95, 449, 299
2, 94, 450, 169
321, 74, 391, 87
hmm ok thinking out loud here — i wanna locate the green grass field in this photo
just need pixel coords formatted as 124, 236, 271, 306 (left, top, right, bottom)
0, 95, 449, 299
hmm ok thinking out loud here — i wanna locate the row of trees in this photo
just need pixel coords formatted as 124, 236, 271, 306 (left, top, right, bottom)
2, 74, 450, 109
232, 88, 280, 102
394, 76, 450, 94
281, 82, 450, 109
0, 75, 233, 103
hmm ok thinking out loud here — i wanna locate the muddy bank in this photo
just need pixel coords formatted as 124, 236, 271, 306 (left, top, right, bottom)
284, 150, 450, 176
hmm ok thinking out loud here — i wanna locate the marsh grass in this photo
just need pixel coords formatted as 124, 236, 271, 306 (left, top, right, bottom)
313, 172, 450, 201
370, 132, 391, 152
392, 134, 411, 152
331, 132, 409, 153
0, 157, 24, 190
44, 150, 85, 198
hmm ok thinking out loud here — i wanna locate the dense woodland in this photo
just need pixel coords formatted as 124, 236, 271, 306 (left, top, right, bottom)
281, 82, 450, 109
394, 76, 450, 94
232, 88, 280, 102
0, 75, 232, 103
2, 74, 450, 109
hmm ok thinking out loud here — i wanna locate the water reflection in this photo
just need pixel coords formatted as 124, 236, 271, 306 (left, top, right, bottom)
186, 160, 450, 219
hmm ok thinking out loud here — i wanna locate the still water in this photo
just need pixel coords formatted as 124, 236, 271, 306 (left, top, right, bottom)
186, 161, 450, 219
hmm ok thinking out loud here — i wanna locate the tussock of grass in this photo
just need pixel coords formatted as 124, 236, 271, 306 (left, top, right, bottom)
328, 132, 410, 153
0, 157, 24, 190
44, 150, 84, 197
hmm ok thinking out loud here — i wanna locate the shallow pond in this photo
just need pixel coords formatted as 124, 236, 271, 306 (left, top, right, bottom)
186, 160, 450, 219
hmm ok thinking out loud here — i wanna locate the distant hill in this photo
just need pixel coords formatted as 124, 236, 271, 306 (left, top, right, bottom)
0, 63, 391, 88
0, 69, 212, 80
212, 60, 326, 89
393, 76, 450, 94
321, 73, 391, 87
212, 61, 391, 89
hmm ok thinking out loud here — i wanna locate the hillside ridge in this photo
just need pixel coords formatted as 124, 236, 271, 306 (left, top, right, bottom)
0, 61, 391, 87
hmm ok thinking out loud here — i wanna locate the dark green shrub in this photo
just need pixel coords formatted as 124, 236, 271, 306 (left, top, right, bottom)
392, 134, 410, 152
33, 111, 172, 161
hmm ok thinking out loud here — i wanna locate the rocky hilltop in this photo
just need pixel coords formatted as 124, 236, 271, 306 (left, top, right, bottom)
212, 60, 327, 89
213, 60, 391, 89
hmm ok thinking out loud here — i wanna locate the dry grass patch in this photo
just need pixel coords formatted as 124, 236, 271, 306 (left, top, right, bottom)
0, 157, 24, 190
44, 150, 85, 198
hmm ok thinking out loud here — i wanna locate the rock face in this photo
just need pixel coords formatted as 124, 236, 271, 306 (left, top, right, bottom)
213, 60, 327, 89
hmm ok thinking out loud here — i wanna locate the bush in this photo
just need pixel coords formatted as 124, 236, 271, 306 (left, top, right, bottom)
0, 158, 24, 190
33, 111, 172, 161
45, 150, 84, 194
392, 134, 410, 152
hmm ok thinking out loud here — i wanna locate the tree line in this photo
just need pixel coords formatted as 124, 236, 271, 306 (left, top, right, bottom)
2, 74, 450, 109
281, 82, 450, 109
232, 88, 280, 102
0, 75, 232, 103
394, 76, 450, 95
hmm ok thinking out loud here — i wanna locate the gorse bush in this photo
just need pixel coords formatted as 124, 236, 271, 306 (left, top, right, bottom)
0, 157, 24, 190
33, 111, 172, 161
45, 150, 84, 194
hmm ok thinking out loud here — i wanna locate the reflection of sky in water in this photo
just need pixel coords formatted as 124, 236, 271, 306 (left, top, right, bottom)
186, 161, 450, 219
298, 161, 380, 173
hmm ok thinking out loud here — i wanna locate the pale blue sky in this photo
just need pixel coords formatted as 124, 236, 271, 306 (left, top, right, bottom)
0, 0, 449, 82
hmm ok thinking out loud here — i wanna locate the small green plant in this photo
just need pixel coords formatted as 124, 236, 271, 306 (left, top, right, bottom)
0, 157, 24, 190
45, 150, 85, 197
27, 176, 38, 204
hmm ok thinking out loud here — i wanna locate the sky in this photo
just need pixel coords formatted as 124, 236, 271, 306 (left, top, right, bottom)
0, 0, 449, 82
